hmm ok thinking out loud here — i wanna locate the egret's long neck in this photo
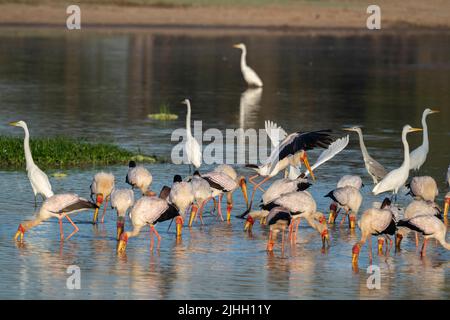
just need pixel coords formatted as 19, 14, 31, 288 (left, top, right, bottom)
401, 130, 410, 169
22, 125, 35, 169
186, 101, 192, 137
356, 129, 370, 161
421, 113, 429, 150
240, 48, 247, 69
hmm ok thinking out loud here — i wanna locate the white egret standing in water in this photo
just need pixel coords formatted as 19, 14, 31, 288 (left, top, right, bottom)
9, 121, 54, 206
372, 125, 422, 200
233, 43, 263, 88
181, 99, 202, 173
409, 108, 439, 171
344, 126, 387, 184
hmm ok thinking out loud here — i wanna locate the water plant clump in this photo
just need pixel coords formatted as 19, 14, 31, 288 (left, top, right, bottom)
148, 103, 178, 120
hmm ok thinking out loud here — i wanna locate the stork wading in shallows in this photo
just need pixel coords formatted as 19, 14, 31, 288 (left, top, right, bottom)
90, 172, 115, 224
126, 161, 154, 196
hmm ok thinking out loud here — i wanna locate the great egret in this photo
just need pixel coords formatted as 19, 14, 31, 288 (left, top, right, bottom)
9, 121, 54, 206
14, 194, 97, 242
181, 99, 202, 172
90, 172, 115, 224
344, 126, 387, 184
406, 176, 438, 202
409, 108, 439, 171
351, 205, 397, 266
372, 125, 422, 198
117, 195, 182, 253
325, 186, 363, 228
110, 189, 134, 240
126, 161, 153, 196
397, 215, 450, 256
233, 43, 263, 87
244, 129, 333, 212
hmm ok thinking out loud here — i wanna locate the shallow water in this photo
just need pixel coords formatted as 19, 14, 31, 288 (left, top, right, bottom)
0, 30, 449, 299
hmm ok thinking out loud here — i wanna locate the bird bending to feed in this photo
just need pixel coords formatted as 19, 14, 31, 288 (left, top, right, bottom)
14, 194, 98, 242
169, 175, 194, 235
9, 121, 54, 206
444, 165, 450, 217
265, 207, 291, 252
409, 108, 439, 171
213, 164, 249, 211
372, 125, 422, 199
126, 161, 153, 196
111, 189, 135, 240
181, 99, 202, 173
201, 170, 248, 222
233, 43, 263, 88
336, 175, 364, 190
325, 186, 362, 228
188, 170, 213, 226
244, 210, 270, 232
90, 172, 115, 224
117, 194, 182, 253
397, 215, 450, 257
352, 199, 397, 266
244, 129, 333, 213
261, 175, 311, 208
396, 199, 442, 249
344, 126, 387, 184
406, 176, 438, 202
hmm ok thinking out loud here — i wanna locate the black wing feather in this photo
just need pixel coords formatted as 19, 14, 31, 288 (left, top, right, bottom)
278, 130, 333, 161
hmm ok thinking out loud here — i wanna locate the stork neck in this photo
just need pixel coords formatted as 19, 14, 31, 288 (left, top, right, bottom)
22, 125, 35, 169
240, 48, 247, 70
128, 225, 143, 238
356, 129, 370, 161
186, 101, 192, 136
23, 216, 44, 232
421, 113, 429, 150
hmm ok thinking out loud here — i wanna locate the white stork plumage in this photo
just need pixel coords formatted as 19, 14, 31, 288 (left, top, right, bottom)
214, 164, 249, 211
397, 215, 450, 256
126, 161, 153, 196
111, 189, 135, 240
372, 125, 422, 199
337, 175, 364, 190
181, 99, 202, 172
117, 194, 182, 253
14, 193, 98, 242
169, 175, 195, 232
325, 186, 362, 228
351, 204, 397, 266
9, 121, 54, 206
233, 43, 263, 88
406, 176, 438, 202
265, 206, 291, 253
444, 165, 450, 217
90, 172, 115, 224
188, 171, 213, 226
409, 108, 439, 171
261, 175, 311, 207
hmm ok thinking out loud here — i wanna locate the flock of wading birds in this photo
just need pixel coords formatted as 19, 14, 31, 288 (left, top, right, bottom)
7, 43, 450, 268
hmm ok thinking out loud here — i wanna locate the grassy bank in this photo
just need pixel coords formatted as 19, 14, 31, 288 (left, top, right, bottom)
0, 136, 158, 169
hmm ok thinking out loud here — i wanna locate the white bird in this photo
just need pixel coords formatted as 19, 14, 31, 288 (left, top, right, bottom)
396, 199, 442, 249
409, 108, 439, 171
181, 99, 202, 172
325, 186, 363, 228
245, 129, 333, 211
397, 215, 450, 256
372, 125, 422, 198
111, 189, 135, 240
188, 171, 213, 226
90, 172, 115, 224
14, 193, 97, 242
239, 88, 262, 128
126, 161, 153, 196
344, 126, 387, 184
201, 170, 248, 222
261, 176, 311, 207
9, 121, 54, 205
169, 175, 195, 234
406, 176, 438, 202
213, 164, 249, 209
351, 206, 397, 266
117, 194, 182, 253
233, 43, 263, 87
265, 206, 291, 253
337, 175, 364, 190
444, 165, 450, 217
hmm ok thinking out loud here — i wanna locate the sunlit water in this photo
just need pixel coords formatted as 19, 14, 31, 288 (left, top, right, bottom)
0, 30, 449, 299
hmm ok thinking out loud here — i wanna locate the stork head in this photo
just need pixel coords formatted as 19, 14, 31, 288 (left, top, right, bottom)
352, 243, 361, 265
116, 216, 125, 240
238, 176, 249, 208
328, 203, 338, 224
117, 232, 129, 253
175, 216, 184, 238
14, 223, 27, 242
244, 215, 255, 232
444, 194, 450, 217
378, 238, 385, 254
395, 233, 403, 249
321, 229, 330, 248
300, 151, 315, 181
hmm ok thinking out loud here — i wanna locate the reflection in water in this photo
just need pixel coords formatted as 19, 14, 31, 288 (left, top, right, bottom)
239, 88, 262, 129
0, 31, 449, 299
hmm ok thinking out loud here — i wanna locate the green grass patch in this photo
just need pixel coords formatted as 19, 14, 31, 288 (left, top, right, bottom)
148, 103, 179, 121
0, 135, 158, 169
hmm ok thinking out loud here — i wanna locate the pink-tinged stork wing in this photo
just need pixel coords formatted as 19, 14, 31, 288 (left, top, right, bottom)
49, 194, 98, 214
202, 171, 237, 192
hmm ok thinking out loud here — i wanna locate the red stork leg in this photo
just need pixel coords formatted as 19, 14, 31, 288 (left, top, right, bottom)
420, 238, 428, 257
64, 215, 79, 241
100, 196, 109, 224
248, 176, 271, 210
152, 225, 161, 250
340, 209, 348, 226
149, 227, 154, 251
217, 194, 224, 221
59, 216, 64, 241
281, 228, 285, 254
368, 237, 373, 264
415, 232, 419, 247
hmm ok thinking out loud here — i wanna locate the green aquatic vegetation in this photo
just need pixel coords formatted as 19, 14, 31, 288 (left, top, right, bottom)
0, 136, 158, 169
148, 103, 179, 121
